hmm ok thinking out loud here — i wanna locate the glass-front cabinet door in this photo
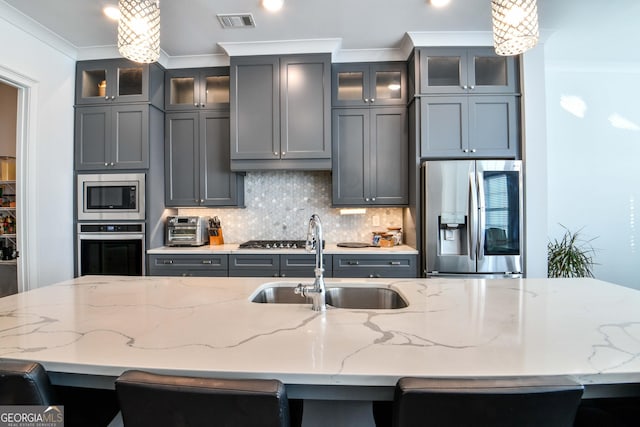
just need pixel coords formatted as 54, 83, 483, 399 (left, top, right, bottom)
165, 68, 230, 110
419, 48, 517, 94
75, 59, 147, 105
332, 63, 406, 107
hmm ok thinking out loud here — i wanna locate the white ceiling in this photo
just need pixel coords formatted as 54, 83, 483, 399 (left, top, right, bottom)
1, 0, 636, 62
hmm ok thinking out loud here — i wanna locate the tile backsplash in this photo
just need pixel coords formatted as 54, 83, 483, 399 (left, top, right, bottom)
178, 171, 403, 244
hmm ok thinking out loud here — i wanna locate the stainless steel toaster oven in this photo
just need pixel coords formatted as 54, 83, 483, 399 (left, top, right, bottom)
165, 216, 208, 246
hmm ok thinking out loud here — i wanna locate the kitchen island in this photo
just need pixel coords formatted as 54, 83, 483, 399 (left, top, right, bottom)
1, 276, 640, 424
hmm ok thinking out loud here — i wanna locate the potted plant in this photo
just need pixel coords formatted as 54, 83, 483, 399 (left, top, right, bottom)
547, 225, 597, 278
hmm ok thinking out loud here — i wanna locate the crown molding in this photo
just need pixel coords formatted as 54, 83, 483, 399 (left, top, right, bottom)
218, 38, 342, 57
406, 31, 494, 48
0, 1, 78, 60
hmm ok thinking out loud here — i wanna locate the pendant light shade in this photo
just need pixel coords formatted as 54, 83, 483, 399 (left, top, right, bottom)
118, 0, 160, 63
491, 0, 539, 56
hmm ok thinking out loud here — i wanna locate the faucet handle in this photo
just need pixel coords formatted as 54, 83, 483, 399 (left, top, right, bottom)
294, 283, 306, 297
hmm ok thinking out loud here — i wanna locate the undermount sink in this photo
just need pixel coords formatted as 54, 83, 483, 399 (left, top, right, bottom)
250, 283, 408, 309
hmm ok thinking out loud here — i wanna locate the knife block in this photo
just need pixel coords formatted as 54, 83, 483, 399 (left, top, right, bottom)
209, 228, 224, 245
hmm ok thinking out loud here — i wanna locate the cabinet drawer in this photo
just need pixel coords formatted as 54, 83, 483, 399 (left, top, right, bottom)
332, 255, 417, 278
229, 254, 279, 277
280, 254, 332, 277
148, 254, 228, 276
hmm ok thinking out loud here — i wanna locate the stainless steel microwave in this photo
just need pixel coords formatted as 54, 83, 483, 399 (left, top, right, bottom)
77, 173, 145, 221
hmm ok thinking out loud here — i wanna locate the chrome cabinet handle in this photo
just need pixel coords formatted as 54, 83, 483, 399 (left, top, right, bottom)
347, 260, 359, 265
163, 260, 173, 264
390, 261, 401, 265
202, 260, 212, 264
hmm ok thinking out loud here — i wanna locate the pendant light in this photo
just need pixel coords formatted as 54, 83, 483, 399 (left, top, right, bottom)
118, 0, 160, 63
491, 0, 539, 56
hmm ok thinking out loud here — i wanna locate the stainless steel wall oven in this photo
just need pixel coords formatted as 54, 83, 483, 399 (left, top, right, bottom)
77, 223, 145, 276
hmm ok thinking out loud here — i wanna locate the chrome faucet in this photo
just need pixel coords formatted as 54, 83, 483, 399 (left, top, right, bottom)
295, 214, 326, 311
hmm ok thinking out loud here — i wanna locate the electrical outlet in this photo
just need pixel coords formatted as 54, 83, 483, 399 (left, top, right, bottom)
372, 215, 380, 227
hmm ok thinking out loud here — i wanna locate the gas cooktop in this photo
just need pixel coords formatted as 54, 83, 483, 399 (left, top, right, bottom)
238, 240, 308, 250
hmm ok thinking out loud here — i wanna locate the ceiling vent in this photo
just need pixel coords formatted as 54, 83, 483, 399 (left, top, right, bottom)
217, 13, 256, 29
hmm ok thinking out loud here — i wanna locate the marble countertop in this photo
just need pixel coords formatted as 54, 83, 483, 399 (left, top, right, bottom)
147, 244, 419, 255
1, 276, 639, 392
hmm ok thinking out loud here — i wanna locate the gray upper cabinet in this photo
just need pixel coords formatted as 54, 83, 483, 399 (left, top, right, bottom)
332, 107, 408, 206
230, 54, 331, 170
75, 58, 164, 107
75, 104, 150, 170
332, 62, 407, 107
165, 111, 243, 207
165, 67, 230, 111
420, 95, 519, 158
416, 47, 518, 95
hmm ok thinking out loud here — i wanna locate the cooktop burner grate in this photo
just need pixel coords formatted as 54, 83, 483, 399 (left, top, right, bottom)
238, 240, 308, 249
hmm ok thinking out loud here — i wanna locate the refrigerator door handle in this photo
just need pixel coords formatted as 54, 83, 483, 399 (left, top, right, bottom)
477, 169, 486, 261
469, 170, 478, 262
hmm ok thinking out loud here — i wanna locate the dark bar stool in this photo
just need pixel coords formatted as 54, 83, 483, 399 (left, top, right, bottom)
115, 370, 290, 427
393, 376, 584, 427
0, 359, 56, 405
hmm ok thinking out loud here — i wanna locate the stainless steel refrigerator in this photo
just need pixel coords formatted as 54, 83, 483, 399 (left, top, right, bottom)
422, 160, 523, 278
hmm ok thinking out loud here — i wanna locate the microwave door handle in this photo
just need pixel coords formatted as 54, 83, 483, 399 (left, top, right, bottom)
469, 170, 478, 262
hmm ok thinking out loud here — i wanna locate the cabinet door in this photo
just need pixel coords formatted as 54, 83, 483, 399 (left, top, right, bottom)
371, 108, 408, 205
280, 55, 331, 159
280, 254, 332, 278
148, 254, 228, 277
420, 97, 469, 158
200, 111, 243, 206
467, 48, 518, 94
112, 105, 149, 169
75, 106, 111, 170
370, 63, 407, 106
230, 57, 280, 160
468, 96, 518, 157
332, 255, 418, 278
332, 63, 371, 107
76, 59, 148, 105
418, 48, 468, 94
165, 68, 230, 111
332, 109, 370, 205
165, 112, 199, 206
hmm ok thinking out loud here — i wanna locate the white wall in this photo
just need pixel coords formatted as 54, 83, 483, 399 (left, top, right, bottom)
0, 10, 76, 289
544, 4, 640, 289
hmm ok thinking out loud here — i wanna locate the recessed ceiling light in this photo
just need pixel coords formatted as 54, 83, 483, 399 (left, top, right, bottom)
262, 0, 284, 12
430, 0, 451, 7
103, 5, 120, 20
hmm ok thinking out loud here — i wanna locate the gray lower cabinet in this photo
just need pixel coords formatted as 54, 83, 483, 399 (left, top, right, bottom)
148, 254, 228, 277
332, 107, 408, 206
420, 95, 519, 158
165, 111, 244, 207
332, 254, 418, 278
75, 104, 151, 170
230, 54, 331, 170
229, 254, 331, 278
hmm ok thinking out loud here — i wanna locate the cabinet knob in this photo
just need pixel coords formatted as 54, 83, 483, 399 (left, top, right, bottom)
462, 85, 468, 90
281, 152, 286, 156
104, 96, 110, 100
370, 98, 375, 103
201, 103, 205, 108
463, 149, 469, 153
365, 197, 369, 202
371, 197, 376, 202
364, 98, 369, 103
281, 274, 286, 277
104, 162, 109, 166
110, 96, 116, 100
469, 85, 475, 90
194, 103, 199, 107
200, 199, 204, 204
274, 152, 278, 156
471, 149, 477, 153
110, 162, 114, 166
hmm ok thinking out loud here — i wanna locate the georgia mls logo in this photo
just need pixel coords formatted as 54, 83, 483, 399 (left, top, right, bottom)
0, 405, 64, 427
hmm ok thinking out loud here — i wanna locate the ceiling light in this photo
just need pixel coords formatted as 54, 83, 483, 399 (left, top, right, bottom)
118, 0, 160, 63
262, 0, 284, 12
430, 0, 451, 7
491, 0, 539, 56
103, 5, 121, 20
